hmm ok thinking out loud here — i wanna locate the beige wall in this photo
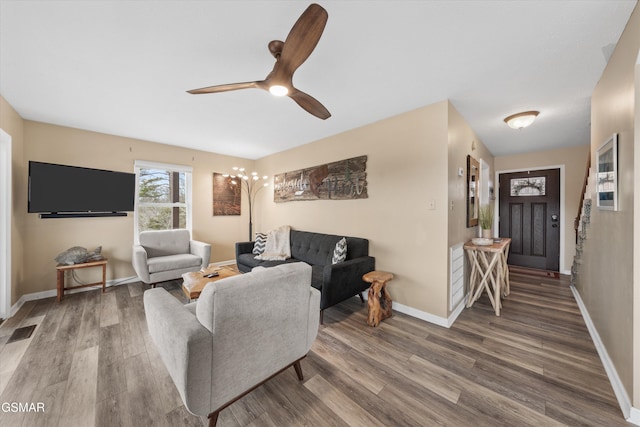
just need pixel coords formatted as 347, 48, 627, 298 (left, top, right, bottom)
0, 96, 26, 306
447, 103, 494, 311
256, 101, 488, 319
20, 121, 254, 297
447, 102, 494, 248
579, 4, 639, 405
494, 144, 590, 274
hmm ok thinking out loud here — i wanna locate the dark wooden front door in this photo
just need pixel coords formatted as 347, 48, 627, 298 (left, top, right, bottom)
499, 168, 560, 271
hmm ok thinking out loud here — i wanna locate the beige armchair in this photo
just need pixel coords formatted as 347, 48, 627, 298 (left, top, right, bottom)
143, 262, 320, 426
132, 229, 211, 285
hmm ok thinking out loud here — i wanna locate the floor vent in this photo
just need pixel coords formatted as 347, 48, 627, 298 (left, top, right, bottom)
6, 325, 37, 344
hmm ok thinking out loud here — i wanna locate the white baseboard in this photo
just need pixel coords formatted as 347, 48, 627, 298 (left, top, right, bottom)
362, 291, 465, 329
6, 261, 239, 318
9, 275, 139, 317
393, 300, 466, 328
629, 407, 640, 425
6, 263, 239, 319
570, 285, 639, 424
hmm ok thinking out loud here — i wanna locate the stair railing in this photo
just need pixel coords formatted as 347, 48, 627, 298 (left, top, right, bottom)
574, 154, 591, 244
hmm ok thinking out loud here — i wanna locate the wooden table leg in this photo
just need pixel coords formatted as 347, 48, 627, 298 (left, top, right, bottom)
501, 243, 511, 297
102, 263, 107, 293
57, 269, 64, 302
466, 250, 479, 307
469, 251, 502, 315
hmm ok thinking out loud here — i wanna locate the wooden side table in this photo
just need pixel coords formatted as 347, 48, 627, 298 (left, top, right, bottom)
56, 258, 108, 302
363, 270, 394, 327
464, 238, 511, 316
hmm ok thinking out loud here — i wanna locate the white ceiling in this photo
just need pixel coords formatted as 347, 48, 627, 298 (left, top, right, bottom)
0, 1, 636, 160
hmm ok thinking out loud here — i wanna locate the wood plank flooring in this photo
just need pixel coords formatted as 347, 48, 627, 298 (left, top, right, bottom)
0, 270, 631, 426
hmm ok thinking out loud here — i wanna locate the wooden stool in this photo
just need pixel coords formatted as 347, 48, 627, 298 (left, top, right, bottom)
363, 271, 394, 327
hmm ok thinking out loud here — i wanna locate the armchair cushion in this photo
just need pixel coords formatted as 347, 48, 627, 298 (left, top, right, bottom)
147, 253, 202, 274
140, 229, 191, 258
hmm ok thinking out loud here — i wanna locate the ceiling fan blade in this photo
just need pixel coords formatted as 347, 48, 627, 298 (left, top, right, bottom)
277, 4, 328, 76
187, 81, 263, 94
289, 89, 331, 120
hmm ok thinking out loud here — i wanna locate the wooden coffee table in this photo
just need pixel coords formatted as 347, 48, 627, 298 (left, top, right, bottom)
182, 264, 241, 301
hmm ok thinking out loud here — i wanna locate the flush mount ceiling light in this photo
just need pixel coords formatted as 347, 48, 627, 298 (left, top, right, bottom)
504, 111, 540, 130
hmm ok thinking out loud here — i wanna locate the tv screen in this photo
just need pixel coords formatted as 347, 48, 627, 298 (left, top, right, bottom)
28, 161, 135, 214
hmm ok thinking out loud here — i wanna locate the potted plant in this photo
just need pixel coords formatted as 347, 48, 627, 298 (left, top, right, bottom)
478, 204, 494, 238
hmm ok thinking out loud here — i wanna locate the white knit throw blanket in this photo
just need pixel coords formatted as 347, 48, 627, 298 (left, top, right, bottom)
254, 225, 291, 261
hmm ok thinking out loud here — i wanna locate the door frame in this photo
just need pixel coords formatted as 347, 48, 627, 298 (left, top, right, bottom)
0, 129, 12, 319
495, 164, 567, 274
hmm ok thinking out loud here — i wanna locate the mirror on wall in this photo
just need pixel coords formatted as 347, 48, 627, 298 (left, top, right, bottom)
467, 155, 479, 227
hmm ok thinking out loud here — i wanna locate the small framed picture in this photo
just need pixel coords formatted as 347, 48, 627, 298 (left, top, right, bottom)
596, 134, 618, 211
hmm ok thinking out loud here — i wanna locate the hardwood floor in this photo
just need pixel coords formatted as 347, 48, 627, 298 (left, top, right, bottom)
0, 270, 631, 426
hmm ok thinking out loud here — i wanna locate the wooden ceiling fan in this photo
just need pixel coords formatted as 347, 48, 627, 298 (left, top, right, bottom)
187, 3, 331, 120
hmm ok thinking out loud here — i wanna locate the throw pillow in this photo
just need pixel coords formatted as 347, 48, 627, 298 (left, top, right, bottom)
332, 237, 347, 264
252, 232, 267, 255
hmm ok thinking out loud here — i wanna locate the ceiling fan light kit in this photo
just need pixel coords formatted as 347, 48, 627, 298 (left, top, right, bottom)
269, 85, 289, 97
504, 110, 539, 129
187, 3, 331, 119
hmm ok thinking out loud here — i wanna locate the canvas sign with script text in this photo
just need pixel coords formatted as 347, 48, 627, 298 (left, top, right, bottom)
273, 156, 368, 202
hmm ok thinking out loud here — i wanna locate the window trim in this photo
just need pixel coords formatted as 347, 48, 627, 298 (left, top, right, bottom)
134, 160, 193, 242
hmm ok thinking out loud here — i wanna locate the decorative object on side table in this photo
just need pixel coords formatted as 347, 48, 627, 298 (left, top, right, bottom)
478, 204, 494, 238
223, 167, 269, 240
54, 246, 103, 265
471, 238, 493, 246
363, 270, 394, 327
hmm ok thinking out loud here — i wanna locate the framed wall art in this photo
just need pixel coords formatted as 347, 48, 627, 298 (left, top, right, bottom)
273, 155, 367, 203
467, 155, 479, 227
212, 172, 241, 215
596, 133, 618, 211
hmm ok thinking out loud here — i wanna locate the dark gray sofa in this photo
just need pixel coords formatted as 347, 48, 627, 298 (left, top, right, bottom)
236, 230, 375, 323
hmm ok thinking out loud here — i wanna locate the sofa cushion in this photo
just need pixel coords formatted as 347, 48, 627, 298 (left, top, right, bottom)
148, 253, 202, 273
332, 238, 347, 264
237, 253, 262, 269
252, 232, 267, 255
238, 253, 301, 270
290, 231, 342, 266
140, 229, 191, 258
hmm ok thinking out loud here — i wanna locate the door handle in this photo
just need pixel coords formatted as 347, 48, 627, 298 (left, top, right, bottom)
551, 214, 559, 222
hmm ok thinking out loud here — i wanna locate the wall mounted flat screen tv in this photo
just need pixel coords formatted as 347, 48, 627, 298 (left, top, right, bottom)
28, 161, 135, 217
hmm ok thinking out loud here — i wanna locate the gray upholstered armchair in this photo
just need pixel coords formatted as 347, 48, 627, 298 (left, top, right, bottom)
143, 262, 320, 426
132, 229, 211, 285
